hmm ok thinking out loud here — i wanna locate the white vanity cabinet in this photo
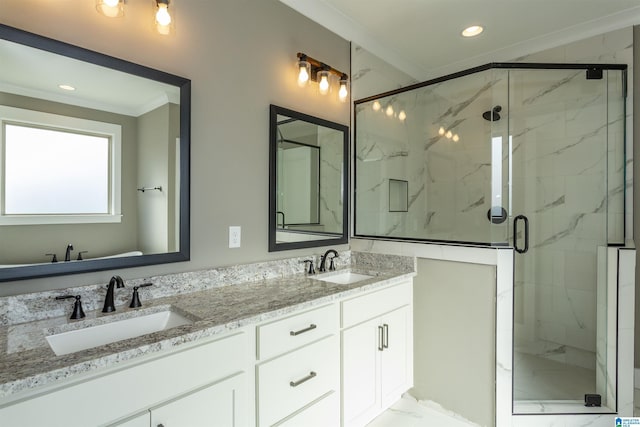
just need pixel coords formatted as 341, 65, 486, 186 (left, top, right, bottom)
0, 332, 249, 427
113, 373, 247, 427
255, 304, 340, 427
341, 280, 413, 427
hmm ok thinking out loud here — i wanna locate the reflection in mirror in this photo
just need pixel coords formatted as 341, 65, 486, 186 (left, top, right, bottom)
0, 24, 190, 282
277, 138, 320, 226
269, 105, 348, 251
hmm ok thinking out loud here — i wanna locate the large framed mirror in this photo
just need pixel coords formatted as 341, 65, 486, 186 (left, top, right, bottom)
269, 105, 348, 251
0, 24, 190, 282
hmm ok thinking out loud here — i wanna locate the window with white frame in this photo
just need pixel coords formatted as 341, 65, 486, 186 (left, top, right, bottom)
0, 106, 122, 225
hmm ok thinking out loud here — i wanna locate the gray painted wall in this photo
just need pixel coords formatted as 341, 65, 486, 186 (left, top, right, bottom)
137, 103, 179, 254
0, 0, 350, 295
412, 258, 496, 427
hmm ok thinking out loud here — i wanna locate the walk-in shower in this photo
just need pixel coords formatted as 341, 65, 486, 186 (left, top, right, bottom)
354, 63, 627, 415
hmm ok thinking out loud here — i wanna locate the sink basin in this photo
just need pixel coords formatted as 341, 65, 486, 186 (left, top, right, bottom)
314, 271, 373, 285
46, 310, 193, 356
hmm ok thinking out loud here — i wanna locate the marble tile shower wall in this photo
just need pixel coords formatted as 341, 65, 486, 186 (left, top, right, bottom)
509, 68, 618, 370
515, 26, 633, 242
356, 69, 505, 244
355, 27, 632, 373
318, 127, 343, 233
510, 28, 633, 371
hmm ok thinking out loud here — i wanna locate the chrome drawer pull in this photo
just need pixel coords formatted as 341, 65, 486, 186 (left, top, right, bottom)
290, 371, 317, 387
290, 323, 317, 336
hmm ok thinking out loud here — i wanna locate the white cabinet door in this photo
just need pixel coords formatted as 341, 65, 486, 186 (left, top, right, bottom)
150, 373, 247, 427
380, 306, 410, 408
276, 392, 339, 427
341, 281, 414, 427
341, 317, 380, 427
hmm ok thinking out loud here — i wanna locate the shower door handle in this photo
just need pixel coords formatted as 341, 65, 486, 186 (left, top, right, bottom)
514, 215, 529, 254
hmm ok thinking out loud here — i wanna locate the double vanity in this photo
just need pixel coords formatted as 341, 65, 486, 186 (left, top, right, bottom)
0, 251, 415, 427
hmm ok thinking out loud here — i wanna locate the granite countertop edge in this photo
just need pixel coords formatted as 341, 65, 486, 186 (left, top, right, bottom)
0, 268, 415, 401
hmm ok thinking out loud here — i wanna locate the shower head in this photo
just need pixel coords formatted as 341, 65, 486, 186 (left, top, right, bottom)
482, 105, 502, 122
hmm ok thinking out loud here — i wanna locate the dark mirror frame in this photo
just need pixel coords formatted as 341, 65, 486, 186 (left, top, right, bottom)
269, 104, 349, 252
0, 24, 191, 282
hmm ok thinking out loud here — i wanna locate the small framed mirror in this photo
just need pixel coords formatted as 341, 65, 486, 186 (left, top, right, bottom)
269, 105, 348, 251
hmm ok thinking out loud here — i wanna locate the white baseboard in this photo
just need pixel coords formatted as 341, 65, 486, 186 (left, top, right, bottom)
635, 368, 640, 388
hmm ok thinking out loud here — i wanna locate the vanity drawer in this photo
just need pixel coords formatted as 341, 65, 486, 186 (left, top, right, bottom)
341, 280, 412, 328
257, 335, 339, 427
257, 303, 338, 360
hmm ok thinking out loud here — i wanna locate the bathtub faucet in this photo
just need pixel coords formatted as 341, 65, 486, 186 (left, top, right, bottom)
64, 244, 74, 262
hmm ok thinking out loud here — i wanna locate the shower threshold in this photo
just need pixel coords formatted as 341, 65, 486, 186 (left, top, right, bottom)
514, 400, 615, 415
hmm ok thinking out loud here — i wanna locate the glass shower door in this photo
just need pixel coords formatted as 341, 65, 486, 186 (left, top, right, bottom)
509, 68, 621, 412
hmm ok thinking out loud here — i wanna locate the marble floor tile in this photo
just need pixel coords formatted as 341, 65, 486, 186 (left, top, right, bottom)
367, 395, 478, 427
514, 351, 595, 400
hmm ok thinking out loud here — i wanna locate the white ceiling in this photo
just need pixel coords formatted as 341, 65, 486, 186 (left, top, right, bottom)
0, 38, 179, 117
280, 0, 640, 80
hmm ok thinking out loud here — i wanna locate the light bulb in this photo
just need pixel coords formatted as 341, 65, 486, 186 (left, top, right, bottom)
156, 4, 171, 26
398, 110, 406, 121
385, 105, 394, 117
438, 127, 445, 135
445, 130, 453, 139
452, 134, 460, 142
338, 81, 348, 102
96, 0, 122, 18
156, 2, 172, 35
298, 65, 309, 87
318, 72, 330, 95
372, 101, 381, 111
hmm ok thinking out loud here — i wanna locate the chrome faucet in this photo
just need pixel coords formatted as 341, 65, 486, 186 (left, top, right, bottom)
64, 244, 74, 262
318, 249, 338, 272
102, 275, 124, 313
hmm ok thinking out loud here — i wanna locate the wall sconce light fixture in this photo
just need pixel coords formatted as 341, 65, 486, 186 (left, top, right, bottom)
96, 0, 124, 18
155, 0, 173, 35
296, 53, 349, 102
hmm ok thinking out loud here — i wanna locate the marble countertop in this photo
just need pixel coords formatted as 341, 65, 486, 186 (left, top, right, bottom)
0, 267, 414, 401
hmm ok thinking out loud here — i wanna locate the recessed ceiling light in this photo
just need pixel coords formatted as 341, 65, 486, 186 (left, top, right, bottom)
58, 84, 76, 91
462, 25, 484, 37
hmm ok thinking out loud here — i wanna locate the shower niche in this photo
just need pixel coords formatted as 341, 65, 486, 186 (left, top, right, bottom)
354, 63, 627, 415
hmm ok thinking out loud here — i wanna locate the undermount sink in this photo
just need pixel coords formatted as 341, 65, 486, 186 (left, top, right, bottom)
314, 271, 373, 285
46, 309, 194, 356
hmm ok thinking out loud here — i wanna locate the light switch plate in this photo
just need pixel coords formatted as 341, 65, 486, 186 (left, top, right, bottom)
229, 226, 241, 248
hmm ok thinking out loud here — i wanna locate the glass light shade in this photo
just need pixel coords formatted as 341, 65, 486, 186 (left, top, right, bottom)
398, 110, 406, 121
317, 70, 331, 95
438, 127, 445, 135
445, 130, 453, 139
96, 0, 123, 18
156, 2, 172, 35
338, 78, 349, 102
372, 101, 381, 111
297, 60, 311, 87
385, 105, 394, 116
452, 134, 460, 142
